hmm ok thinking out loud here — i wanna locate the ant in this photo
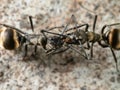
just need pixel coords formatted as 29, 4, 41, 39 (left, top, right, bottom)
66, 14, 120, 72
30, 14, 120, 72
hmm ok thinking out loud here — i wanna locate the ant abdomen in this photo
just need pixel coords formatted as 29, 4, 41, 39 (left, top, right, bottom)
107, 29, 120, 50
0, 28, 19, 50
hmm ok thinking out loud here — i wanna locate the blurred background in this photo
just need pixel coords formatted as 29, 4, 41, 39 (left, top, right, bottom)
0, 0, 120, 90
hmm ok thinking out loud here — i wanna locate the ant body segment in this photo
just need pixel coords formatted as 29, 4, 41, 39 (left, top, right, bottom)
0, 16, 36, 59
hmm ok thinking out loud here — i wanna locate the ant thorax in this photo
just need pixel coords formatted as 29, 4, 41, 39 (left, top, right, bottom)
87, 31, 101, 43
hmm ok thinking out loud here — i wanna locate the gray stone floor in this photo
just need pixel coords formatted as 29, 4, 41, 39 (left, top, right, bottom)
0, 0, 120, 90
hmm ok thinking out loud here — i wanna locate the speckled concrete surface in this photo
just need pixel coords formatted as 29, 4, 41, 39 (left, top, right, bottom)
0, 0, 120, 90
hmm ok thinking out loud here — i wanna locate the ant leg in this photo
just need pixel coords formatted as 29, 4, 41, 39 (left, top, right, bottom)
90, 15, 97, 58
68, 45, 88, 59
101, 25, 109, 35
48, 25, 65, 31
46, 23, 89, 33
22, 44, 28, 60
85, 42, 90, 49
61, 14, 89, 34
108, 23, 120, 26
93, 15, 97, 32
60, 14, 76, 35
46, 47, 55, 54
83, 43, 90, 50
71, 14, 82, 32
79, 41, 89, 59
98, 40, 109, 48
41, 29, 65, 37
34, 44, 37, 53
71, 14, 89, 32
57, 14, 81, 35
85, 24, 90, 50
66, 24, 89, 32
80, 44, 89, 59
109, 46, 119, 72
60, 23, 69, 35
0, 23, 27, 35
40, 36, 47, 50
40, 30, 51, 50
66, 15, 89, 32
31, 42, 41, 58
98, 40, 119, 72
101, 23, 120, 35
29, 16, 34, 32
47, 47, 69, 55
90, 43, 94, 59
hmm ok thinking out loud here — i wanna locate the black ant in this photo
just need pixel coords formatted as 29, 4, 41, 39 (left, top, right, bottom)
66, 14, 120, 72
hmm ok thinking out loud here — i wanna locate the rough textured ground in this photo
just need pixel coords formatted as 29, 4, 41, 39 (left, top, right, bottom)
0, 0, 120, 90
